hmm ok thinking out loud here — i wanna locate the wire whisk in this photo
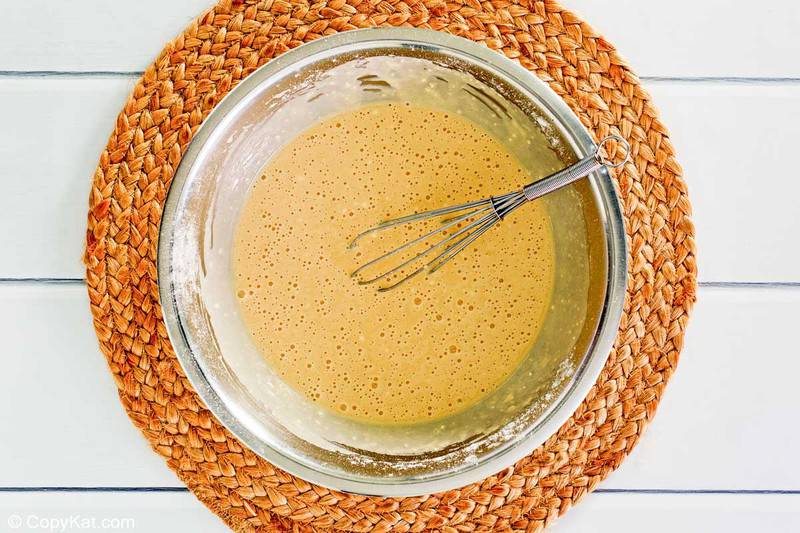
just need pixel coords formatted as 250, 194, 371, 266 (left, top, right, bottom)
349, 135, 630, 291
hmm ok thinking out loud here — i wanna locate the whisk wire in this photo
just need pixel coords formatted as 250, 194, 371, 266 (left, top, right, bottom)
357, 208, 498, 287
427, 215, 500, 274
348, 197, 497, 247
374, 212, 501, 292
349, 135, 631, 291
351, 204, 494, 282
427, 192, 529, 275
353, 191, 529, 290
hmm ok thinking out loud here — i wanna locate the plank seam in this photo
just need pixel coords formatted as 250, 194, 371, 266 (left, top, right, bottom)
0, 487, 798, 495
1, 71, 800, 84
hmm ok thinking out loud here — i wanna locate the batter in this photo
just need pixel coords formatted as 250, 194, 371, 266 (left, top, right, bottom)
233, 102, 556, 425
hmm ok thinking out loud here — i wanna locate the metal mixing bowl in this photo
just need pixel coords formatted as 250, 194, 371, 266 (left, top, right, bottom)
158, 28, 627, 496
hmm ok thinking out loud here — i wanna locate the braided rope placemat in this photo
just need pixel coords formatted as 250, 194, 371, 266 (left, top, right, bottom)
84, 0, 696, 530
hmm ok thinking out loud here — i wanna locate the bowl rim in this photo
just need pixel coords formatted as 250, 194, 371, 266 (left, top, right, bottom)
158, 27, 628, 497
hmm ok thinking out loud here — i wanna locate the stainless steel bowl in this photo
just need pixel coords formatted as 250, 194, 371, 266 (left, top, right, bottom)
158, 28, 627, 496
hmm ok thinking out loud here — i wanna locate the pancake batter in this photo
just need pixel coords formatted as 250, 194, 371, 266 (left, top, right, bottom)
233, 102, 557, 425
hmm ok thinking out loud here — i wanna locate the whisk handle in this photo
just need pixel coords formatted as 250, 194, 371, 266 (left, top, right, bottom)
522, 135, 630, 201
522, 155, 603, 201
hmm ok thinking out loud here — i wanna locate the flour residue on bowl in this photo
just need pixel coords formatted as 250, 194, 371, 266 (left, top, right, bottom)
231, 102, 561, 425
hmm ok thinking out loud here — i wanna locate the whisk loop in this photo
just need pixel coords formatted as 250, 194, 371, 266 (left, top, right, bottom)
350, 135, 630, 291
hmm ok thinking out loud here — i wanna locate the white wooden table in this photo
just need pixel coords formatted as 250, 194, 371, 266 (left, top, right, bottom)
1, 1, 799, 531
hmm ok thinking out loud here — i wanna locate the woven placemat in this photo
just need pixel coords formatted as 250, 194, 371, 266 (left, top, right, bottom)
84, 0, 696, 530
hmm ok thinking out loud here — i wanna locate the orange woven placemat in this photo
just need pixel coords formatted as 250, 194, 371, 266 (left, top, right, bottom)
84, 0, 696, 530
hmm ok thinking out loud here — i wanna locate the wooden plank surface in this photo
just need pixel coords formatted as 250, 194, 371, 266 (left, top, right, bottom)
0, 0, 211, 73
0, 491, 225, 532
1, 284, 798, 490
1, 0, 799, 77
1, 77, 798, 281
568, 0, 800, 79
0, 283, 178, 488
550, 492, 800, 533
0, 76, 134, 279
3, 0, 800, 530
649, 80, 800, 283
604, 285, 800, 490
0, 491, 796, 533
